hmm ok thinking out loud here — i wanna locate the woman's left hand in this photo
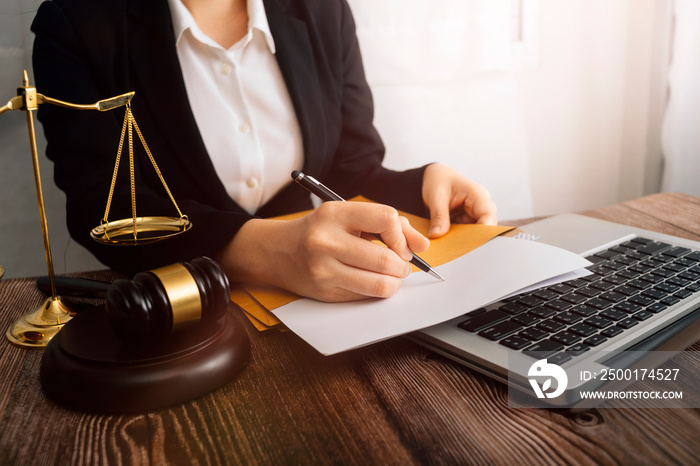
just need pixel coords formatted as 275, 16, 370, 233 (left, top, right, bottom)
422, 163, 498, 238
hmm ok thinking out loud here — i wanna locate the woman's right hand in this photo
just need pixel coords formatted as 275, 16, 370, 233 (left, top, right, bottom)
215, 201, 430, 302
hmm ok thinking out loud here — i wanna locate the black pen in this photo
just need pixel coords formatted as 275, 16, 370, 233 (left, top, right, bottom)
291, 170, 445, 281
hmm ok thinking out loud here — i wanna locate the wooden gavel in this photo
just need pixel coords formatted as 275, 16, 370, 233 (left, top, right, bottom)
38, 257, 230, 343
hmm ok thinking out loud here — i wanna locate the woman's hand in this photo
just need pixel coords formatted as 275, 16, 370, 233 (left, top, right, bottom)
216, 201, 430, 302
422, 163, 498, 238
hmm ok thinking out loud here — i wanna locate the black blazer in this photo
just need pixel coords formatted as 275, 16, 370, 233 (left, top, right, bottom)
31, 0, 427, 275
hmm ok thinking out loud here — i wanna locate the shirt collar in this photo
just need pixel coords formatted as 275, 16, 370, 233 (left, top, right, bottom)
167, 0, 276, 53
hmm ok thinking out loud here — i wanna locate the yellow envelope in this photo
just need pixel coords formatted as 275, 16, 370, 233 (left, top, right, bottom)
230, 197, 514, 328
230, 287, 283, 330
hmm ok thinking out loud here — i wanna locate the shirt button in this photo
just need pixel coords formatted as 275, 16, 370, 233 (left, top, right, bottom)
245, 178, 259, 189
238, 123, 249, 133
220, 63, 232, 75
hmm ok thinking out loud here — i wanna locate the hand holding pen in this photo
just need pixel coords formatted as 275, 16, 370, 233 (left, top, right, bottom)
214, 172, 436, 303
292, 171, 444, 281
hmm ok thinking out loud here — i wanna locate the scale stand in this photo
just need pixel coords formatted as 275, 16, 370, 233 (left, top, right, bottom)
1, 71, 190, 347
1, 71, 76, 347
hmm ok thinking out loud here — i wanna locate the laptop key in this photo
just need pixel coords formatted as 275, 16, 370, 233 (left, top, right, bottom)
646, 303, 667, 313
478, 321, 522, 341
569, 322, 598, 337
561, 293, 588, 304
458, 309, 509, 332
588, 298, 613, 310
551, 331, 582, 346
500, 335, 531, 350
590, 280, 615, 291
626, 237, 653, 246
600, 291, 626, 303
566, 278, 589, 288
679, 270, 700, 281
660, 296, 681, 306
549, 283, 575, 294
651, 268, 674, 279
654, 282, 679, 294
629, 295, 654, 307
513, 313, 540, 326
516, 295, 545, 308
500, 302, 528, 315
668, 276, 691, 287
578, 287, 602, 298
617, 318, 639, 329
553, 311, 582, 325
663, 262, 687, 273
636, 241, 671, 255
601, 326, 624, 338
663, 246, 691, 258
545, 299, 573, 312
533, 289, 559, 301
677, 258, 699, 268
600, 308, 627, 321
529, 306, 556, 319
523, 340, 565, 359
639, 273, 664, 284
585, 315, 613, 329
566, 343, 590, 356
614, 302, 641, 314
584, 334, 608, 347
642, 289, 667, 300
686, 283, 700, 293
685, 251, 700, 261
549, 352, 572, 365
537, 319, 566, 333
633, 310, 653, 321
519, 328, 548, 341
594, 250, 622, 261
603, 274, 628, 286
571, 304, 598, 317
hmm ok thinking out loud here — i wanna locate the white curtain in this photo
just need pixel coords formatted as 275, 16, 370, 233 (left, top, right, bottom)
661, 0, 700, 197
347, 0, 534, 220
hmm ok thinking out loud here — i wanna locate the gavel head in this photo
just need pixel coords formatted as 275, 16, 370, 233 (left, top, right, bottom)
105, 257, 230, 343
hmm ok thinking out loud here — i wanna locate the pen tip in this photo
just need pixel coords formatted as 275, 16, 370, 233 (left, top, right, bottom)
429, 269, 445, 281
291, 170, 301, 180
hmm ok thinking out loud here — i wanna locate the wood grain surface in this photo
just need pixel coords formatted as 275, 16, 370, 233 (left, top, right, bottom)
1, 193, 699, 465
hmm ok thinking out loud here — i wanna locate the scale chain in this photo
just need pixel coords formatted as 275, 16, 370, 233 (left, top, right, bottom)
100, 105, 187, 242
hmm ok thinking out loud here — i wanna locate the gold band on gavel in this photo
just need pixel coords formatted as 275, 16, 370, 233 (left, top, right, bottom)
151, 263, 202, 331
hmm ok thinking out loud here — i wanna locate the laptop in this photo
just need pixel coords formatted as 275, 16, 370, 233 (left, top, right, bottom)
408, 213, 700, 409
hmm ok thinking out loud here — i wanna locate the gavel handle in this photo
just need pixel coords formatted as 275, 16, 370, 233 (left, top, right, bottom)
37, 276, 111, 299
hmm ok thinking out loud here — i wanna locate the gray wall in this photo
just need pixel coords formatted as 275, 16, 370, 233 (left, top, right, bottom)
1, 1, 103, 278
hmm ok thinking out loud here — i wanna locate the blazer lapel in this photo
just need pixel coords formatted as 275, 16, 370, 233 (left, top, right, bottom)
125, 0, 238, 210
263, 0, 327, 176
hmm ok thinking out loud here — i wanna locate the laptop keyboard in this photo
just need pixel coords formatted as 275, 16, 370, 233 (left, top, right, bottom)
457, 237, 700, 365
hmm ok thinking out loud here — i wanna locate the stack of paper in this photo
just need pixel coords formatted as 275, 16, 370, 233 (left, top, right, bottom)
231, 198, 591, 355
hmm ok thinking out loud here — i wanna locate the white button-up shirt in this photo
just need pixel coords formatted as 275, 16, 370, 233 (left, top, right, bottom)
168, 0, 304, 214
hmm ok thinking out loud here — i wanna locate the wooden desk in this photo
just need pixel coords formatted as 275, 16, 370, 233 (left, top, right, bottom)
1, 193, 699, 465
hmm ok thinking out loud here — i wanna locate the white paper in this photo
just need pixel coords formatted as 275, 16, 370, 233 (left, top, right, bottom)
273, 237, 592, 355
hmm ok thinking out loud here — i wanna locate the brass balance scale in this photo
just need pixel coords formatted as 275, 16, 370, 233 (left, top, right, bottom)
1, 71, 192, 348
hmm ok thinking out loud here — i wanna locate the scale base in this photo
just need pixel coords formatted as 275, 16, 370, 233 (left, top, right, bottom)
40, 305, 250, 414
6, 297, 73, 348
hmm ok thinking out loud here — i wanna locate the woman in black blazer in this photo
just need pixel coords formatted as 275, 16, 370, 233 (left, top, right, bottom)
31, 0, 496, 301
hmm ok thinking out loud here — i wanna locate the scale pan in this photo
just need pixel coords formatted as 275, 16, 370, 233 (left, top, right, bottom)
90, 216, 192, 245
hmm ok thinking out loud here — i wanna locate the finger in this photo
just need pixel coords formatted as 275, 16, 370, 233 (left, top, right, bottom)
303, 255, 406, 301
335, 234, 413, 279
399, 216, 430, 254
465, 194, 498, 226
341, 203, 413, 261
333, 266, 404, 299
425, 186, 452, 238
